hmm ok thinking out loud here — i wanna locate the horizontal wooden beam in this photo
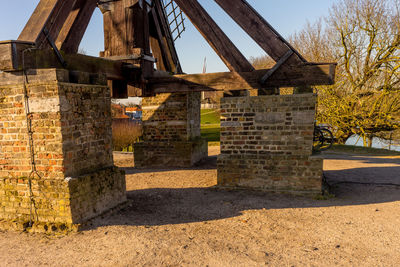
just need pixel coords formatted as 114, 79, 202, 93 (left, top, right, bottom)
0, 40, 35, 71
147, 63, 336, 94
0, 43, 140, 81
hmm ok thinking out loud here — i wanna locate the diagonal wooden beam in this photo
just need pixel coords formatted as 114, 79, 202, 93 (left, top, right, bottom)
213, 0, 306, 65
149, 7, 173, 72
173, 0, 254, 72
153, 0, 183, 73
18, 0, 77, 49
56, 0, 98, 53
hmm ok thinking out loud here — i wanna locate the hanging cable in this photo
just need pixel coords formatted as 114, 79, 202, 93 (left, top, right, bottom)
22, 48, 40, 227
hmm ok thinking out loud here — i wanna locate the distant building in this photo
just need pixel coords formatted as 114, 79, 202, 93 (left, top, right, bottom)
111, 104, 130, 126
125, 106, 142, 121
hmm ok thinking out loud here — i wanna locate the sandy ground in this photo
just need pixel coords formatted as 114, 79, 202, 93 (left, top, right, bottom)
1, 147, 400, 266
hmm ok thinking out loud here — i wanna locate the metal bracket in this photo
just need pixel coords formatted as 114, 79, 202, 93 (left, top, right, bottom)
260, 50, 293, 84
42, 28, 67, 68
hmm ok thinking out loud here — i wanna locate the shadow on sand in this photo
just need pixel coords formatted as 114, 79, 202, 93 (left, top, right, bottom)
90, 154, 400, 229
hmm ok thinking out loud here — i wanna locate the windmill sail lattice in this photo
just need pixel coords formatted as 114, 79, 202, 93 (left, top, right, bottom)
162, 0, 186, 41
0, 0, 336, 96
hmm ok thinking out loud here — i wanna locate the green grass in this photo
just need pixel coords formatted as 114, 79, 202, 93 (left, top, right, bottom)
330, 144, 400, 156
201, 125, 220, 142
201, 109, 221, 143
201, 109, 220, 125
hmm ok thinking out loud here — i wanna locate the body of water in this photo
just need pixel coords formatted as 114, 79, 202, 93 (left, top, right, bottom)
346, 135, 400, 152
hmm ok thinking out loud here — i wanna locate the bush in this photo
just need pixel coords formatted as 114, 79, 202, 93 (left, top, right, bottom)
112, 120, 142, 151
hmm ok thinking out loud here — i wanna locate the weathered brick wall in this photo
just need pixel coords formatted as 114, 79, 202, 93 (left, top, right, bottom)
0, 167, 125, 232
58, 83, 114, 176
135, 92, 207, 167
0, 69, 126, 232
141, 92, 201, 142
217, 94, 323, 194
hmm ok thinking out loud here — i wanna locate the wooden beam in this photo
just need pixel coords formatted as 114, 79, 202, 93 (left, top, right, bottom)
56, 0, 98, 53
0, 40, 35, 71
153, 0, 183, 73
147, 63, 336, 94
126, 3, 151, 56
0, 46, 140, 81
150, 6, 179, 72
102, 1, 126, 57
213, 0, 306, 65
18, 0, 77, 48
173, 0, 254, 72
149, 8, 172, 71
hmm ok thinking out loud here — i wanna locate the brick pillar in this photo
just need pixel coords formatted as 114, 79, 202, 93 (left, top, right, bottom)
217, 94, 323, 195
134, 92, 207, 168
0, 69, 126, 232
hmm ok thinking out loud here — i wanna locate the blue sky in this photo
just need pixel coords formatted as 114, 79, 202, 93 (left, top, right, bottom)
0, 0, 339, 73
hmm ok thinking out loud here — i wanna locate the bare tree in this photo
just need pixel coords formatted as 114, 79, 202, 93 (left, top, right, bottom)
288, 0, 400, 145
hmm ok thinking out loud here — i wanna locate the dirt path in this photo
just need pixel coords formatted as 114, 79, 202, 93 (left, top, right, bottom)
1, 148, 400, 266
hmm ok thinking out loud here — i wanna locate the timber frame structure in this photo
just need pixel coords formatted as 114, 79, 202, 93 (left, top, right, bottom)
0, 0, 336, 232
0, 0, 336, 96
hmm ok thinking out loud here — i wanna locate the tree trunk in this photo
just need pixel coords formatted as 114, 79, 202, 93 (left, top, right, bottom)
367, 136, 373, 148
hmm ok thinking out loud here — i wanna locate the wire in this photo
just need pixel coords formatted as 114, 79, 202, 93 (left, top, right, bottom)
22, 48, 40, 227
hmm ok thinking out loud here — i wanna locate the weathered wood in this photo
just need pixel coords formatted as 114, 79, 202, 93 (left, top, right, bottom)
153, 0, 183, 73
149, 35, 167, 71
260, 50, 293, 83
147, 63, 336, 94
213, 0, 306, 65
100, 0, 154, 96
174, 0, 254, 73
18, 0, 77, 49
56, 0, 98, 53
102, 1, 126, 56
0, 48, 140, 81
127, 3, 151, 55
0, 40, 35, 71
149, 7, 173, 72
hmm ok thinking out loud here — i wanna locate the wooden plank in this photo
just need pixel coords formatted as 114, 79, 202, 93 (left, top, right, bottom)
0, 41, 14, 70
126, 3, 151, 55
147, 63, 336, 93
56, 0, 98, 53
18, 0, 59, 42
260, 50, 293, 83
131, 3, 153, 78
149, 7, 173, 72
150, 35, 167, 71
153, 0, 183, 73
107, 1, 126, 56
174, 0, 254, 72
18, 0, 77, 48
0, 41, 35, 71
1, 48, 140, 81
213, 0, 305, 65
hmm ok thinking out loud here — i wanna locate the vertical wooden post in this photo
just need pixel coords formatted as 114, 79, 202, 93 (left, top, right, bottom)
100, 0, 154, 97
